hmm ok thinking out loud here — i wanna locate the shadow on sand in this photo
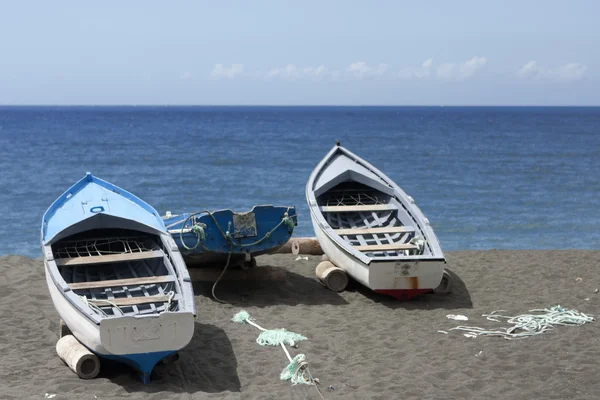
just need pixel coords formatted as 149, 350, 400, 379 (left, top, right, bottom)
349, 268, 473, 310
191, 265, 349, 307
99, 322, 241, 394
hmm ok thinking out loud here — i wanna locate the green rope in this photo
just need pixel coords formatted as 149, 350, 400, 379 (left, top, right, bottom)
192, 224, 205, 241
280, 354, 312, 385
232, 311, 307, 347
282, 213, 296, 232
257, 329, 307, 347
232, 310, 251, 324
178, 208, 296, 252
231, 311, 320, 390
451, 305, 594, 340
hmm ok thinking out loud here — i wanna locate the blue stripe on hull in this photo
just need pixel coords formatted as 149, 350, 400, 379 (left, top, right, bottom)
98, 350, 176, 383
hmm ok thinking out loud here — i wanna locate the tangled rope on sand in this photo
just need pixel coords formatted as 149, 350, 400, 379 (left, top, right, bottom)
232, 310, 322, 395
451, 305, 594, 340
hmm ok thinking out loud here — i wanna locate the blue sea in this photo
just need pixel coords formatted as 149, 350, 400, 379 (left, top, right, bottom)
1, 106, 598, 258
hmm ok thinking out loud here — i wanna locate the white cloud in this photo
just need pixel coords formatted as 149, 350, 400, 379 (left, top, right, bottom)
517, 61, 540, 79
347, 62, 389, 79
436, 56, 487, 80
267, 64, 298, 79
459, 56, 487, 78
265, 64, 326, 80
303, 65, 326, 77
436, 63, 455, 79
517, 61, 587, 81
209, 64, 244, 80
397, 58, 434, 79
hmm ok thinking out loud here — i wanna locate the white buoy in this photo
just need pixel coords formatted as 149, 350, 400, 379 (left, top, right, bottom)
433, 270, 453, 294
56, 335, 100, 379
321, 254, 330, 262
315, 261, 348, 292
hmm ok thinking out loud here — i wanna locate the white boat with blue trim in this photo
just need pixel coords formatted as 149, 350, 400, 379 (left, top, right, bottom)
41, 173, 196, 383
306, 143, 448, 300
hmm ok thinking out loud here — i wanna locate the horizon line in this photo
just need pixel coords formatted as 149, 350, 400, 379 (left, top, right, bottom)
1, 104, 600, 108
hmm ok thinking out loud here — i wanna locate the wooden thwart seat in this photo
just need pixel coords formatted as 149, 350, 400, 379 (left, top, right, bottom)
69, 275, 175, 290
88, 294, 173, 307
335, 226, 414, 236
355, 243, 418, 252
320, 204, 396, 213
55, 250, 164, 267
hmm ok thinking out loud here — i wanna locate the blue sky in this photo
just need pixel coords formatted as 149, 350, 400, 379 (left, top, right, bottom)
0, 1, 598, 105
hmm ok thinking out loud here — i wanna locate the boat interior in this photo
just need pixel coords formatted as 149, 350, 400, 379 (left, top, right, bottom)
52, 229, 180, 318
317, 182, 427, 259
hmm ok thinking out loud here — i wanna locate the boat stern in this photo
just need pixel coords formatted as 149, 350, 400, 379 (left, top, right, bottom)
99, 312, 195, 357
369, 259, 446, 300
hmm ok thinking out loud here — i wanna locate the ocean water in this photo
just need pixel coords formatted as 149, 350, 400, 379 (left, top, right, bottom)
0, 106, 598, 258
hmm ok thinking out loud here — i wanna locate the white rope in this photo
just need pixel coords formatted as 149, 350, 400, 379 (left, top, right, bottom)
165, 291, 176, 311
79, 295, 123, 316
451, 306, 594, 340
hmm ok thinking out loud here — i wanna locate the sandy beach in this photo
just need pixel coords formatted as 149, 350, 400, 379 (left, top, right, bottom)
1, 250, 599, 399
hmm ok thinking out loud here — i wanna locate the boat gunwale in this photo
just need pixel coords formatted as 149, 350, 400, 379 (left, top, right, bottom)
162, 204, 298, 229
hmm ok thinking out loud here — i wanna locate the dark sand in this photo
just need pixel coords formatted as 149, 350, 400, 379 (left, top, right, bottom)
1, 251, 599, 399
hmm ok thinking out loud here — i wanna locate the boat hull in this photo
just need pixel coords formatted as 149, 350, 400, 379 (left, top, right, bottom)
164, 205, 296, 268
41, 173, 197, 383
312, 218, 444, 300
45, 266, 195, 382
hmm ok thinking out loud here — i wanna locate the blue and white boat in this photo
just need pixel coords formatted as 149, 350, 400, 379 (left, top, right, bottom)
162, 205, 297, 268
41, 173, 196, 383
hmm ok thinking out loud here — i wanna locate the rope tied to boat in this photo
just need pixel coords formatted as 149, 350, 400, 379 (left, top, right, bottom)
191, 224, 205, 241
178, 208, 296, 302
409, 235, 425, 256
211, 249, 233, 304
178, 207, 296, 252
282, 212, 296, 233
232, 311, 322, 397
451, 305, 594, 339
79, 295, 124, 317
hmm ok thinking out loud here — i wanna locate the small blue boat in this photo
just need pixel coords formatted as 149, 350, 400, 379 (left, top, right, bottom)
162, 205, 297, 268
41, 173, 196, 383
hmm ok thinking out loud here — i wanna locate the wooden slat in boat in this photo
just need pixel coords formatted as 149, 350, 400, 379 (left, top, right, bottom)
55, 250, 164, 267
335, 226, 414, 235
69, 275, 175, 290
320, 204, 396, 213
88, 294, 172, 307
354, 243, 418, 252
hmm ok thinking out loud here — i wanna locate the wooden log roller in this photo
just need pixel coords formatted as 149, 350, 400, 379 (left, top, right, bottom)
56, 334, 101, 379
315, 261, 348, 292
274, 237, 324, 256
